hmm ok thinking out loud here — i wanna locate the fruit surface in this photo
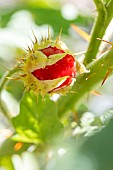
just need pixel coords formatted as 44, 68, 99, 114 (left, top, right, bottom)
32, 46, 76, 91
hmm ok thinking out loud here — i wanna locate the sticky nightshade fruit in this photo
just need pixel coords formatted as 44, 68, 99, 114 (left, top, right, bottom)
19, 33, 76, 96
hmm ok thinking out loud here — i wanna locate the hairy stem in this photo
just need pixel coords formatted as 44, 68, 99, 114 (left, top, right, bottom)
0, 68, 19, 122
58, 49, 113, 117
84, 0, 113, 65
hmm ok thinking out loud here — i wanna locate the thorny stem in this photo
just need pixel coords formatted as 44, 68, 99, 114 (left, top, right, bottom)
84, 0, 113, 65
58, 49, 113, 117
0, 68, 20, 122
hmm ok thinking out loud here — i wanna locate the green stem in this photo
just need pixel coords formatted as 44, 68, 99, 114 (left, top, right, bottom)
84, 0, 108, 65
0, 68, 19, 122
106, 0, 113, 20
58, 49, 113, 117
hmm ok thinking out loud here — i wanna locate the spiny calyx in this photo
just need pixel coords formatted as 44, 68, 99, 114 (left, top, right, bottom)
18, 31, 76, 96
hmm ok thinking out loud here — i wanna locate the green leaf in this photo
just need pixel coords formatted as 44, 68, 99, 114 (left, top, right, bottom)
12, 92, 63, 143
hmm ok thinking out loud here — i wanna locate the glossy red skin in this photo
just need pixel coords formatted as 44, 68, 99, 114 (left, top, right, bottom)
32, 46, 76, 91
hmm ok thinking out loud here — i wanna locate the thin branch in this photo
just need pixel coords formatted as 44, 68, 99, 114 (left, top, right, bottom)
84, 0, 108, 65
0, 68, 20, 122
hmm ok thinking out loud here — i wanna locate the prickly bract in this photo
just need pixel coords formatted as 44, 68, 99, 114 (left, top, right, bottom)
17, 31, 77, 96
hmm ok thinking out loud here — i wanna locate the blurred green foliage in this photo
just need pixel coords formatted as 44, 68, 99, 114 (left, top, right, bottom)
0, 7, 92, 34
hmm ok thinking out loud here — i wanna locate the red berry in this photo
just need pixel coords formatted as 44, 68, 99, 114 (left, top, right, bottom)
32, 46, 76, 91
